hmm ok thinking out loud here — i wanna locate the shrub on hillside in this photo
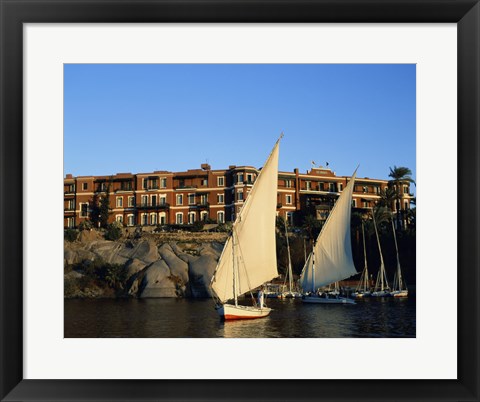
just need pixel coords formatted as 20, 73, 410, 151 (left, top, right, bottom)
103, 264, 127, 289
215, 222, 233, 233
191, 220, 205, 232
64, 229, 78, 242
105, 221, 123, 241
78, 220, 93, 231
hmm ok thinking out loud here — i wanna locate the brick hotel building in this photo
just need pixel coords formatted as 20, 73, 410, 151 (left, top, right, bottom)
64, 164, 414, 229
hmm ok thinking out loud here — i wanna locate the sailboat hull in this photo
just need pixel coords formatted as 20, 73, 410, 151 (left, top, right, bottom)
351, 291, 371, 298
391, 290, 408, 297
371, 290, 392, 297
302, 295, 356, 304
281, 291, 302, 299
216, 304, 272, 320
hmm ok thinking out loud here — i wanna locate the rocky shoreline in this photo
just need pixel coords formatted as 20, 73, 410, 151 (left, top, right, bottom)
64, 229, 228, 299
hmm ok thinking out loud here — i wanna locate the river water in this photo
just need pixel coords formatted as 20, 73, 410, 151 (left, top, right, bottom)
64, 295, 415, 338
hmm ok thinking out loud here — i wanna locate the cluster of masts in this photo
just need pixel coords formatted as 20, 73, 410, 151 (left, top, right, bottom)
209, 134, 408, 321
351, 211, 408, 299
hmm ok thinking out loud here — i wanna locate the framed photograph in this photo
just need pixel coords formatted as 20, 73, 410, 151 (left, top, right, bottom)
1, 0, 479, 401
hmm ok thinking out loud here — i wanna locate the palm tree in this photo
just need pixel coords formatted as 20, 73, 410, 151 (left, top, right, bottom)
378, 187, 397, 210
388, 166, 415, 229
350, 211, 364, 248
302, 214, 322, 244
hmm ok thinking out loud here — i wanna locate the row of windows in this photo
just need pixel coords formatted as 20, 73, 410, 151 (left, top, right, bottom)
113, 211, 226, 226
142, 176, 230, 189
75, 192, 296, 214
351, 199, 410, 210
304, 181, 342, 192
235, 173, 255, 184
68, 176, 231, 194
357, 185, 382, 194
78, 197, 408, 218
71, 176, 403, 196
116, 193, 223, 207
69, 177, 286, 193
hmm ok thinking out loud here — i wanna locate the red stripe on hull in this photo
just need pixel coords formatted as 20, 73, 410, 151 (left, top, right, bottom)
223, 314, 269, 321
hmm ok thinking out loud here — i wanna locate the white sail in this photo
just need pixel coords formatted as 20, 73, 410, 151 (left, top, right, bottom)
300, 169, 358, 292
210, 139, 280, 303
299, 251, 313, 291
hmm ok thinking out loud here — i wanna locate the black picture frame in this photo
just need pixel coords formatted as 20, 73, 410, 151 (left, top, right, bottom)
1, 1, 479, 401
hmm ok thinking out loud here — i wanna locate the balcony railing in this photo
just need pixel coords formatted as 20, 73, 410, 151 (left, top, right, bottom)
189, 202, 210, 209
137, 202, 170, 210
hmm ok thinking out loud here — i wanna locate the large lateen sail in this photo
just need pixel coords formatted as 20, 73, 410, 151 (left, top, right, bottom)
211, 139, 280, 303
300, 169, 358, 292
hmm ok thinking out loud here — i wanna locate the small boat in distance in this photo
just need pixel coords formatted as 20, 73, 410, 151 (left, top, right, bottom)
351, 222, 371, 298
210, 135, 282, 320
371, 209, 391, 297
264, 283, 282, 298
389, 214, 408, 297
300, 168, 359, 304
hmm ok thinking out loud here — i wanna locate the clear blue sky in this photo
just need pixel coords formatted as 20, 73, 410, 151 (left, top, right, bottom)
64, 64, 416, 183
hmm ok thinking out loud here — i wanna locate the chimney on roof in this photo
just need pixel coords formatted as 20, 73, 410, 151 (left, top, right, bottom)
66, 174, 73, 179
201, 163, 211, 171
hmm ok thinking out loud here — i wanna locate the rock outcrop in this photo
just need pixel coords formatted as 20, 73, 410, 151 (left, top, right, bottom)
64, 232, 226, 299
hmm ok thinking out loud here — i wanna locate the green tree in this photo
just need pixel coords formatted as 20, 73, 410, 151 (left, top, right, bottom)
350, 211, 364, 251
302, 214, 322, 243
78, 220, 93, 231
105, 221, 123, 241
276, 215, 286, 235
64, 229, 77, 242
378, 186, 397, 210
89, 192, 101, 228
99, 180, 112, 228
104, 264, 127, 290
388, 166, 415, 229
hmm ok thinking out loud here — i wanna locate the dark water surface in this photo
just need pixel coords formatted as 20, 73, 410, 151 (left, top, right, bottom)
64, 296, 415, 338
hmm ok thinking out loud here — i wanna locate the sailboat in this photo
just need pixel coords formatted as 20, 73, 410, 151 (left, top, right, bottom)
371, 209, 391, 297
210, 136, 281, 320
389, 215, 408, 297
299, 168, 358, 304
281, 218, 302, 298
351, 222, 371, 298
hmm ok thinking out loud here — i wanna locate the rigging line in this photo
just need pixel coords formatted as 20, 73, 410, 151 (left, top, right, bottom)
233, 226, 257, 304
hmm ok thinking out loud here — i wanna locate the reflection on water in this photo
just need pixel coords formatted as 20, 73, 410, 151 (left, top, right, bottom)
65, 296, 415, 338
